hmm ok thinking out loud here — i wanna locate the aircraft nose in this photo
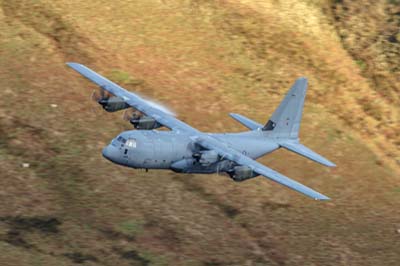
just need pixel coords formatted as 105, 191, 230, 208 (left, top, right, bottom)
102, 145, 120, 163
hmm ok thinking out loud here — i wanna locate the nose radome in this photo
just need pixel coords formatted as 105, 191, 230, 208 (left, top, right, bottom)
102, 145, 120, 163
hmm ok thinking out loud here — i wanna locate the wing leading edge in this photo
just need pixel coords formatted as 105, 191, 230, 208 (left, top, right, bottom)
193, 136, 330, 201
67, 63, 198, 133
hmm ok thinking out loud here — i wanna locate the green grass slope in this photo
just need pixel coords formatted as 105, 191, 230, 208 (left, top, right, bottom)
0, 0, 399, 265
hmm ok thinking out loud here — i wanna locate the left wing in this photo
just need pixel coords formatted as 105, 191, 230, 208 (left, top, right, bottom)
193, 135, 330, 200
67, 63, 198, 133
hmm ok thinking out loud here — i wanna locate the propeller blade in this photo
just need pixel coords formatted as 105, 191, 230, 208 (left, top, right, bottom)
122, 108, 141, 123
91, 89, 99, 102
122, 109, 132, 121
100, 87, 106, 98
89, 89, 103, 114
91, 88, 110, 103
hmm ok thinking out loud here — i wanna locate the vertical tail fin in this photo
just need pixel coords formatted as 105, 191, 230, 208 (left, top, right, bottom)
263, 78, 308, 139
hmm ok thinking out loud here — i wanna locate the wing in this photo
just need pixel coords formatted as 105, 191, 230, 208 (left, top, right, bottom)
67, 63, 198, 133
193, 135, 330, 201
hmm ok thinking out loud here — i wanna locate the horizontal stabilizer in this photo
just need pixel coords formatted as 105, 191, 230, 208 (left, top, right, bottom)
280, 141, 336, 167
229, 113, 262, 130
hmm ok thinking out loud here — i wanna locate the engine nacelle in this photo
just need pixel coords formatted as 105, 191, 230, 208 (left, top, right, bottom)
130, 115, 162, 130
194, 150, 219, 166
228, 166, 258, 182
99, 96, 130, 112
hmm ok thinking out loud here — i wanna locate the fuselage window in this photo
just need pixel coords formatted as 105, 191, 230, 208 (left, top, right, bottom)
126, 138, 137, 148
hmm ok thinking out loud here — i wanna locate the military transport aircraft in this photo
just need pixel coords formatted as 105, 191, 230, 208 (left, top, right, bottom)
67, 63, 335, 200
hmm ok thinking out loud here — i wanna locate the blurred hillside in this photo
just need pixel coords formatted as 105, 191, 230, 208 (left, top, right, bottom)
0, 0, 399, 265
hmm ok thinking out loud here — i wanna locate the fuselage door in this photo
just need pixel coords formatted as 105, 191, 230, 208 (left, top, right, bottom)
141, 132, 155, 167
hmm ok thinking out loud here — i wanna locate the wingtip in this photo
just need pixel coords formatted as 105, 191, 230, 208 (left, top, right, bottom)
66, 62, 81, 68
316, 196, 331, 201
324, 159, 337, 167
311, 191, 330, 201
323, 160, 336, 167
296, 77, 308, 82
293, 77, 308, 90
229, 113, 238, 117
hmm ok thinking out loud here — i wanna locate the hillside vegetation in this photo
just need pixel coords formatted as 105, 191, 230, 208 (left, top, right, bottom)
0, 0, 399, 265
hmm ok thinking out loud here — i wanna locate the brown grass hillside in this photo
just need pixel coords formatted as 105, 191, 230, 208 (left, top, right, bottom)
0, 0, 399, 265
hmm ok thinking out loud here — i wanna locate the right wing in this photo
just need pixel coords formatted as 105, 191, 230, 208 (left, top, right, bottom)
193, 135, 330, 201
67, 63, 199, 134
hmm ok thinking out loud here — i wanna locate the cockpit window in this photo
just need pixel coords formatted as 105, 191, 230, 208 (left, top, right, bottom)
126, 138, 137, 148
117, 136, 127, 144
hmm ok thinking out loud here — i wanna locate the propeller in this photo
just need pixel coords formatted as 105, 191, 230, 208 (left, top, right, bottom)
88, 90, 100, 114
89, 87, 107, 114
122, 108, 141, 125
122, 108, 164, 130
91, 87, 110, 106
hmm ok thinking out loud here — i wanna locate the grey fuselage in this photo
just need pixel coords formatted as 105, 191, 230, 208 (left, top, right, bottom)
102, 130, 279, 174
